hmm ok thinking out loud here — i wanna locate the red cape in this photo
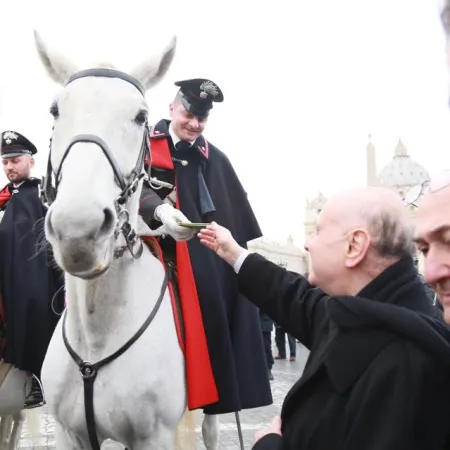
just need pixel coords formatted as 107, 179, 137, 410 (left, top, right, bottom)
148, 137, 218, 410
0, 185, 11, 208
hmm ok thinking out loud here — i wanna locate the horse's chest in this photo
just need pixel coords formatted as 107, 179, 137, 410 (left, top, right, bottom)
45, 354, 134, 437
41, 302, 186, 440
41, 333, 85, 428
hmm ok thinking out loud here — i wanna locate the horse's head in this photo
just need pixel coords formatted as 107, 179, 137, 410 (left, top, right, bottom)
34, 31, 176, 279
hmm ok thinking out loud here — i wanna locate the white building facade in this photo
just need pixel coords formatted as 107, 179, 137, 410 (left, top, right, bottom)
248, 236, 308, 274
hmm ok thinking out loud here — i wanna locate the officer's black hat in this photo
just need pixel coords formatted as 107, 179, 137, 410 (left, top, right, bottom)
174, 78, 224, 118
1, 131, 38, 159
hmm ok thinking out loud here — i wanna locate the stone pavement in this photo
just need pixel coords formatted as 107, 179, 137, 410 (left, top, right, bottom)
19, 341, 309, 449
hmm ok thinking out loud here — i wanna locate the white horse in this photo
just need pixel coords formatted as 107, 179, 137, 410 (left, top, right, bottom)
0, 363, 41, 449
34, 32, 220, 450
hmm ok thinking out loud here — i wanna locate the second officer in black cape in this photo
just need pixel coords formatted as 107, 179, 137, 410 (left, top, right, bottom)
139, 79, 272, 414
0, 130, 64, 408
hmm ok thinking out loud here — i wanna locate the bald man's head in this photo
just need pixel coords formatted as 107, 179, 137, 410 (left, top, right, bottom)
305, 186, 414, 296
415, 172, 450, 321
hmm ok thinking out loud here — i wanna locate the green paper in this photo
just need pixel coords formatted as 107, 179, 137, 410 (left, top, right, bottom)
179, 222, 209, 229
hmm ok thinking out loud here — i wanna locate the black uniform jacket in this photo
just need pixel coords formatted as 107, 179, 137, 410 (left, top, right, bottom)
238, 254, 450, 450
0, 178, 64, 377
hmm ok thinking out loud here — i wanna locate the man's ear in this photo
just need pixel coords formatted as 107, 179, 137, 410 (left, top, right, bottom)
344, 228, 371, 268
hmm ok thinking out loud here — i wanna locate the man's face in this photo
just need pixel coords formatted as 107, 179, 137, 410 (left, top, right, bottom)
415, 187, 450, 321
2, 154, 34, 183
304, 205, 349, 294
169, 101, 208, 142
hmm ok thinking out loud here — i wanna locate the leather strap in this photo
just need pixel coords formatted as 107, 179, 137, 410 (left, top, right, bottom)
62, 270, 169, 450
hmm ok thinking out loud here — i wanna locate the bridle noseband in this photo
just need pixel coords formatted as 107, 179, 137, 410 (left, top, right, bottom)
43, 68, 151, 260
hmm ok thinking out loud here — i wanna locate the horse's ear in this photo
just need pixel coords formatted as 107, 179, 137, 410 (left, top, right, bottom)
34, 30, 79, 86
131, 36, 177, 91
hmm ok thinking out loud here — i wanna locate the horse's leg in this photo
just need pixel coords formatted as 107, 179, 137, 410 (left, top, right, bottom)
202, 414, 219, 450
130, 424, 175, 450
54, 421, 86, 450
0, 416, 13, 449
7, 412, 25, 450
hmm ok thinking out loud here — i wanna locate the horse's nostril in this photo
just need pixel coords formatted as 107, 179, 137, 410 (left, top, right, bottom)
99, 208, 115, 237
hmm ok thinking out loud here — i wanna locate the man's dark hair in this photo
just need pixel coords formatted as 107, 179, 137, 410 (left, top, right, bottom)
366, 210, 415, 259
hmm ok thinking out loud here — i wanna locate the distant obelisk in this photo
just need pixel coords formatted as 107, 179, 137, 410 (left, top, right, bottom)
366, 134, 377, 186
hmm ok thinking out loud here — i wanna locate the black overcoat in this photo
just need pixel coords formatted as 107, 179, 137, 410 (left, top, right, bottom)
238, 254, 450, 450
140, 120, 272, 414
0, 179, 64, 378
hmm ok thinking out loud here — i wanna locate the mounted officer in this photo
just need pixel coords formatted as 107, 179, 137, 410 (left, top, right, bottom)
0, 130, 64, 409
139, 79, 272, 414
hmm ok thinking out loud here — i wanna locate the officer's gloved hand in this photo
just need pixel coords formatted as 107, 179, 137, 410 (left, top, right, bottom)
154, 204, 196, 241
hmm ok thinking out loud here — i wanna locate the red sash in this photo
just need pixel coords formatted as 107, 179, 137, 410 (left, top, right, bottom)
149, 137, 218, 409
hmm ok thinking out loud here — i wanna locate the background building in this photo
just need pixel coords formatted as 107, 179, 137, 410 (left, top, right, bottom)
303, 136, 429, 273
248, 235, 308, 274
248, 136, 429, 275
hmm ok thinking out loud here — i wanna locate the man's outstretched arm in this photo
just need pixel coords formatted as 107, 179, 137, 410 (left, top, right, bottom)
198, 222, 329, 349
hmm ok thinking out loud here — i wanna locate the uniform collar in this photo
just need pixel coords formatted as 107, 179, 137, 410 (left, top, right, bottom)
8, 177, 40, 190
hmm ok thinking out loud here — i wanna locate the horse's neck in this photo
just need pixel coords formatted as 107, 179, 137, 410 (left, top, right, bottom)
64, 186, 165, 354
65, 247, 164, 354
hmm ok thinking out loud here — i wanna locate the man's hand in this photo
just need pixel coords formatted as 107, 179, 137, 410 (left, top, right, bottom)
254, 416, 282, 444
154, 204, 196, 241
198, 222, 245, 267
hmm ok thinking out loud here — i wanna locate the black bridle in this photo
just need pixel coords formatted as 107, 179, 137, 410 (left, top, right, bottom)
45, 68, 168, 450
43, 68, 151, 259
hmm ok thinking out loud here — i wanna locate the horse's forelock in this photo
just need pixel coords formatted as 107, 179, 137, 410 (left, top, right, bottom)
92, 62, 117, 69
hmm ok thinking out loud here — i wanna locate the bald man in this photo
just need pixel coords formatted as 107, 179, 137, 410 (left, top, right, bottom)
199, 186, 450, 450
415, 170, 450, 321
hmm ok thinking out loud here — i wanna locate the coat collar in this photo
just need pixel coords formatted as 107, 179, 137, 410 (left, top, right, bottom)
323, 257, 439, 393
5, 177, 40, 191
149, 119, 209, 160
0, 178, 40, 208
357, 257, 420, 306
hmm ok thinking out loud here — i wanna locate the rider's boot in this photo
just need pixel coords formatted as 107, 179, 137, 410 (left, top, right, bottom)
24, 375, 45, 409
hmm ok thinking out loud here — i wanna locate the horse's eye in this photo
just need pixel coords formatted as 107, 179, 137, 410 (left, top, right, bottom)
50, 103, 59, 119
134, 110, 148, 125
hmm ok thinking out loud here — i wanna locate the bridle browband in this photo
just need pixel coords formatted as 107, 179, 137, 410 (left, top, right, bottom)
67, 68, 146, 96
43, 67, 150, 259
46, 68, 170, 450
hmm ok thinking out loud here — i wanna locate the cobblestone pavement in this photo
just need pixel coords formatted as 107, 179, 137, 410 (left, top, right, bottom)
19, 341, 309, 449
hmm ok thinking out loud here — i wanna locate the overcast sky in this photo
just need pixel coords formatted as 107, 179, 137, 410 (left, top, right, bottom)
0, 0, 449, 244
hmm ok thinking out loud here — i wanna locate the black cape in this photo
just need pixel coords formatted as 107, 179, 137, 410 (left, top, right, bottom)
148, 119, 273, 414
0, 178, 64, 378
238, 255, 450, 450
